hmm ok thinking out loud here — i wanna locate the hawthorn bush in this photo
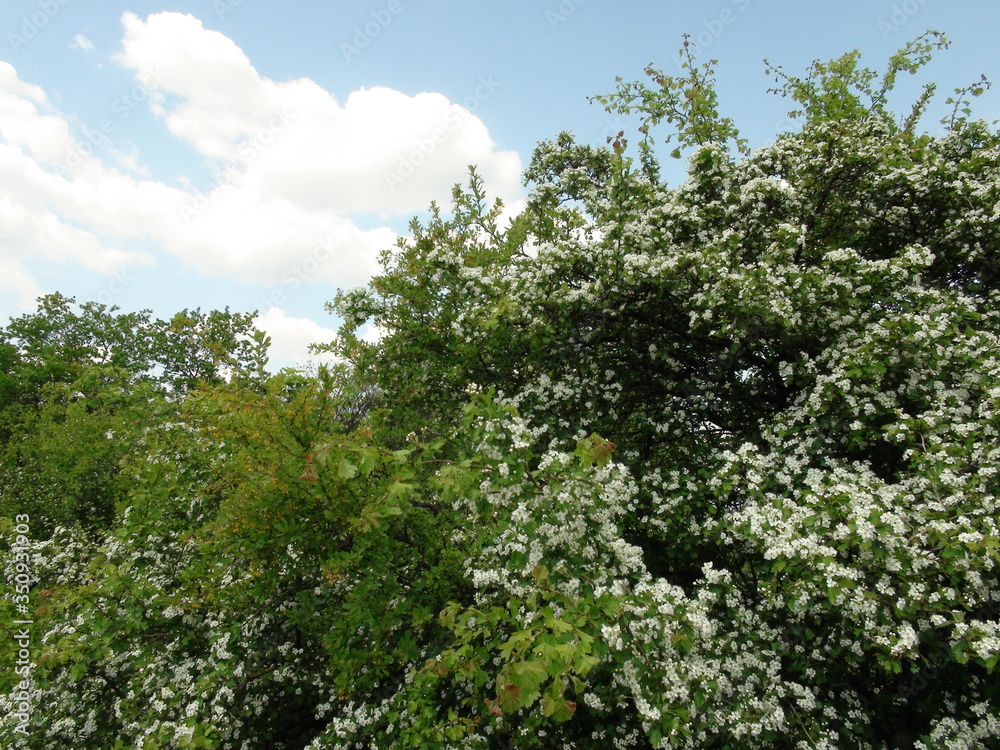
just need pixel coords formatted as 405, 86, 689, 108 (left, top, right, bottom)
2, 32, 999, 750
0, 293, 268, 536
327, 32, 1000, 748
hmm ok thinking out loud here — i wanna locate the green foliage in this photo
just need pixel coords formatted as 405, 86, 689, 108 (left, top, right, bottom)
3, 32, 1000, 750
0, 292, 268, 399
0, 294, 268, 538
591, 33, 748, 161
328, 32, 1000, 748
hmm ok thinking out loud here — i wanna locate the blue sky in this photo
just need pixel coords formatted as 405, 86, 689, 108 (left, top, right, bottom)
1, 0, 997, 369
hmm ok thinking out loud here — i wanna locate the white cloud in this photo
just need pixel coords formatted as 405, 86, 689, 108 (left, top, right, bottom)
0, 62, 76, 164
0, 64, 157, 309
254, 307, 340, 369
71, 34, 95, 51
0, 11, 524, 313
0, 251, 43, 309
111, 145, 150, 176
115, 12, 521, 215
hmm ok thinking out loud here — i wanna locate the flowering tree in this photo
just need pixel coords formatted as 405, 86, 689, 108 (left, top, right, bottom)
3, 32, 999, 750
0, 294, 268, 535
327, 32, 1000, 748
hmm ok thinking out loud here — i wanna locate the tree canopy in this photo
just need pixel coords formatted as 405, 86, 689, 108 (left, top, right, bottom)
2, 32, 999, 749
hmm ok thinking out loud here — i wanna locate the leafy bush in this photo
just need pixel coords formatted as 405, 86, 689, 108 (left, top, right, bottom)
2, 32, 998, 749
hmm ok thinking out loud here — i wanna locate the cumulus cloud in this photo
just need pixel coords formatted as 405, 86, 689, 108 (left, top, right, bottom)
116, 12, 521, 217
0, 62, 157, 303
71, 34, 95, 51
0, 62, 76, 163
0, 11, 524, 313
0, 252, 43, 310
254, 307, 340, 369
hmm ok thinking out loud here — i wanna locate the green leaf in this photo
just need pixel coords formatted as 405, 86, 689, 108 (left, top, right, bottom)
541, 680, 577, 721
510, 660, 548, 691
387, 481, 414, 498
497, 680, 522, 714
531, 564, 551, 589
574, 654, 600, 676
548, 618, 574, 634
357, 447, 380, 476
574, 433, 616, 468
337, 457, 358, 479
